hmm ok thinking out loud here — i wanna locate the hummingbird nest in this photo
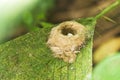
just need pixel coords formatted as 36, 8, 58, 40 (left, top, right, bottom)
47, 21, 86, 63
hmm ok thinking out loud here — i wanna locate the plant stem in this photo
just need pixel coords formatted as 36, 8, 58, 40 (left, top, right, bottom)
95, 1, 120, 20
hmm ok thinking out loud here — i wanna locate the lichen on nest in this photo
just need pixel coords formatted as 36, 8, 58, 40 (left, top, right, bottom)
47, 21, 86, 63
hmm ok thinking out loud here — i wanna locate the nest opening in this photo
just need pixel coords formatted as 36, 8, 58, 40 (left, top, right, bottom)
61, 27, 76, 36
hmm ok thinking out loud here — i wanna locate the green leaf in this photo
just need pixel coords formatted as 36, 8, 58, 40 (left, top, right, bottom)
39, 21, 54, 28
93, 53, 120, 80
0, 21, 94, 80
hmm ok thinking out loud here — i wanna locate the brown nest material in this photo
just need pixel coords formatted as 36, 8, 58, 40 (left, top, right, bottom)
47, 21, 86, 63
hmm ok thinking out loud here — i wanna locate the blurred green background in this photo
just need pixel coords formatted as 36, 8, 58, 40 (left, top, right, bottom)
0, 0, 54, 43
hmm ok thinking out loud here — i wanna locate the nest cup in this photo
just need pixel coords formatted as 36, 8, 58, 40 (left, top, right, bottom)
47, 21, 86, 63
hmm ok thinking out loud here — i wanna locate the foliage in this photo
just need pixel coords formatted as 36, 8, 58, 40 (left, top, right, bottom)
0, 20, 94, 79
93, 53, 120, 80
22, 0, 55, 30
0, 0, 54, 43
